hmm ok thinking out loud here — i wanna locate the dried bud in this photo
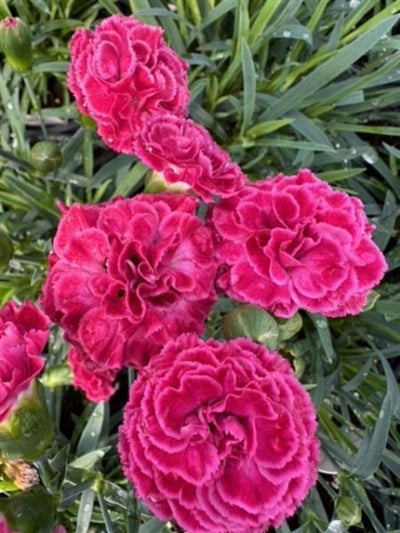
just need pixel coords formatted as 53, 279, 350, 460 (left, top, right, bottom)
0, 17, 32, 74
2, 459, 39, 490
30, 141, 62, 174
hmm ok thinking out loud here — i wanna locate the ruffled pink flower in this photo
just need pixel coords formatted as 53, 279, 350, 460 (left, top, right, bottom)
41, 194, 217, 402
209, 169, 388, 318
68, 15, 190, 153
0, 301, 49, 423
119, 334, 319, 533
135, 114, 246, 200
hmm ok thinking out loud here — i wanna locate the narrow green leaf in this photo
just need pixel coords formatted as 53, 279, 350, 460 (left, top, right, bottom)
192, 0, 236, 32
245, 118, 293, 137
241, 38, 256, 131
70, 448, 110, 469
352, 393, 392, 478
97, 491, 116, 533
139, 518, 167, 533
129, 0, 157, 23
113, 161, 148, 198
76, 402, 105, 456
32, 61, 69, 73
90, 154, 134, 189
248, 0, 283, 45
76, 488, 95, 533
98, 0, 121, 14
309, 314, 335, 364
342, 0, 400, 43
263, 16, 400, 120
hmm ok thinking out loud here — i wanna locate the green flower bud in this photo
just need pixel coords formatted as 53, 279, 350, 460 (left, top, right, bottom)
335, 495, 362, 527
0, 487, 56, 533
277, 312, 303, 341
0, 17, 32, 74
145, 171, 191, 194
223, 304, 280, 350
0, 381, 54, 462
0, 230, 13, 270
30, 141, 62, 174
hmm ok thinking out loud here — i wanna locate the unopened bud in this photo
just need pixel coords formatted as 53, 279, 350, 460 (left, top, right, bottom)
223, 304, 280, 350
0, 381, 54, 462
30, 141, 62, 174
0, 17, 32, 74
336, 495, 362, 527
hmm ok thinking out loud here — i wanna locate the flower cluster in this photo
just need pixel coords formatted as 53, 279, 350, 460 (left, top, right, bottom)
57, 13, 389, 533
119, 335, 320, 533
0, 301, 49, 423
41, 194, 217, 401
0, 11, 388, 533
209, 169, 388, 318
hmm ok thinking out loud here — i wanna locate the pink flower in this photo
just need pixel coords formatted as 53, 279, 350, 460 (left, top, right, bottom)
119, 334, 319, 533
135, 114, 246, 200
41, 194, 217, 401
0, 301, 49, 423
67, 15, 190, 154
0, 516, 18, 533
209, 169, 388, 318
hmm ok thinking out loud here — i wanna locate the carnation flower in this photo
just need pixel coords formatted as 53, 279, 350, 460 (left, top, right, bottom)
68, 14, 190, 153
41, 194, 217, 401
119, 334, 319, 533
0, 301, 49, 423
135, 114, 246, 200
209, 169, 388, 318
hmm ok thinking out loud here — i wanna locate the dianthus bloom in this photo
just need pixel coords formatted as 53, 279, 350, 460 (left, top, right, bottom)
209, 169, 387, 318
119, 334, 319, 533
41, 194, 217, 401
0, 301, 49, 423
135, 114, 246, 200
67, 14, 190, 153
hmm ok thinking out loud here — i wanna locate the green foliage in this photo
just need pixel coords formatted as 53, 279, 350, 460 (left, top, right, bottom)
0, 0, 399, 532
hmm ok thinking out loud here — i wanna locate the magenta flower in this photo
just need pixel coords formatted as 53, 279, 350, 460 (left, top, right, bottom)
135, 113, 246, 200
209, 169, 387, 318
119, 334, 320, 533
0, 516, 18, 533
0, 301, 49, 423
67, 14, 190, 154
41, 194, 217, 401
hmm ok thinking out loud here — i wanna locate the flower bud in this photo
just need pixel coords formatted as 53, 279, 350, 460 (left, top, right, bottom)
223, 304, 280, 350
0, 17, 32, 74
145, 170, 191, 194
335, 495, 362, 527
0, 381, 54, 462
0, 230, 13, 270
277, 312, 303, 341
0, 487, 56, 533
30, 141, 62, 174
